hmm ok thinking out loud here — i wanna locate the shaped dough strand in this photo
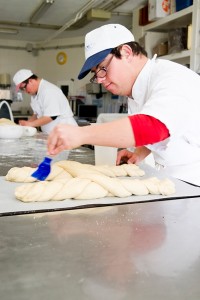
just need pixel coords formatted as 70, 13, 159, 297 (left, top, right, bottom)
6, 160, 145, 183
5, 165, 72, 182
15, 176, 175, 202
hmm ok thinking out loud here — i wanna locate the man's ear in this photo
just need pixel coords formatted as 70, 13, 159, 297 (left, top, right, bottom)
120, 44, 132, 58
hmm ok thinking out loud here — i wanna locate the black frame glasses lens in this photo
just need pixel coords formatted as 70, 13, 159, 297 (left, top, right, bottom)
20, 80, 29, 91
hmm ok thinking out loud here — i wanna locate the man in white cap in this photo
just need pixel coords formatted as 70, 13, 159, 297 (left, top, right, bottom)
47, 23, 200, 186
13, 69, 77, 134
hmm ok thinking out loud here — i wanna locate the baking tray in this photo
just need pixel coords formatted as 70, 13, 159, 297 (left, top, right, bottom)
1, 164, 200, 216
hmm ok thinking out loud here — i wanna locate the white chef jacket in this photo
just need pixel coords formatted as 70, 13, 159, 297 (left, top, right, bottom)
31, 79, 77, 134
128, 55, 200, 185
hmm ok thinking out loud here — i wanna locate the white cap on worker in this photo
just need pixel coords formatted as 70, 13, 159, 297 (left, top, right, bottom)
78, 24, 135, 80
13, 69, 33, 90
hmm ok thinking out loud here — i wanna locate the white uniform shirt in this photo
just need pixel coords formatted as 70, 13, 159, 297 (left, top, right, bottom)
31, 79, 77, 134
128, 55, 200, 185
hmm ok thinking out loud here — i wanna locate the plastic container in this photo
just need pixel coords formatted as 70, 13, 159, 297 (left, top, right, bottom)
175, 0, 193, 12
0, 125, 23, 139
95, 146, 117, 166
94, 114, 128, 166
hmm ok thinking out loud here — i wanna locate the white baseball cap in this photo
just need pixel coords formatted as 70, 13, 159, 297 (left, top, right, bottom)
78, 24, 134, 80
13, 69, 33, 90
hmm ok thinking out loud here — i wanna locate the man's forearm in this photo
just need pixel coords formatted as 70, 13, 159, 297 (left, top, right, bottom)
28, 116, 52, 127
81, 117, 136, 148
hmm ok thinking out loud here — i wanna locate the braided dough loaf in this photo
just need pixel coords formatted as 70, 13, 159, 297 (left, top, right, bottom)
5, 165, 72, 183
5, 160, 145, 183
55, 160, 145, 177
15, 176, 175, 202
5, 160, 175, 202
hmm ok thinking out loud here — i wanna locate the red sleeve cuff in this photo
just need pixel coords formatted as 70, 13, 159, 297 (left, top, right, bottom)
128, 114, 170, 147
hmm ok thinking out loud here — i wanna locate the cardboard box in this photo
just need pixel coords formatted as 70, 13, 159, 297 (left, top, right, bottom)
148, 0, 170, 21
152, 42, 168, 56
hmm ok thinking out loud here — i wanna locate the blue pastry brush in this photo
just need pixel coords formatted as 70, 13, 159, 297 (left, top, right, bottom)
31, 157, 53, 181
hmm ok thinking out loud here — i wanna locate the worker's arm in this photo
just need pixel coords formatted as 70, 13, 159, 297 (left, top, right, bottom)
48, 117, 135, 155
19, 115, 53, 127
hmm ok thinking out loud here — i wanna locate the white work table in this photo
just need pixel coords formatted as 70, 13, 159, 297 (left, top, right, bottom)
0, 133, 200, 300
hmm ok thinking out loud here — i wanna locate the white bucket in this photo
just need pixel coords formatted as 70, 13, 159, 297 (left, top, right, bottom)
94, 114, 127, 166
95, 146, 117, 166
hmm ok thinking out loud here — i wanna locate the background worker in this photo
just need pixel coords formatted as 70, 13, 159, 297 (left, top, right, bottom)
13, 69, 77, 134
47, 24, 200, 186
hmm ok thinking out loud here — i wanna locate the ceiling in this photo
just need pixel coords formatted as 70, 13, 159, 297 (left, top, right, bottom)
0, 0, 146, 47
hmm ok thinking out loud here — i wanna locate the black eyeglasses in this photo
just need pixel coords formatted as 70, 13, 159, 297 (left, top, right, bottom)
19, 80, 29, 91
90, 55, 114, 83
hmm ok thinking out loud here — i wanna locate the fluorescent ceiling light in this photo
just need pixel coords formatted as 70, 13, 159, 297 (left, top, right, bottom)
30, 0, 55, 23
0, 28, 18, 34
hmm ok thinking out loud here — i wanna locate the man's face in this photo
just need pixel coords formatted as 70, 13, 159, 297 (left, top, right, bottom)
91, 46, 136, 97
19, 80, 29, 92
19, 79, 37, 95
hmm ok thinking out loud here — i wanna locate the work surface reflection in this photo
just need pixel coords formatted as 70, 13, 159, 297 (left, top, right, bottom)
1, 199, 200, 300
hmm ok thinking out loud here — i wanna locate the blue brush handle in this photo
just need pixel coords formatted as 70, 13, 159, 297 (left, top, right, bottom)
43, 157, 52, 164
38, 157, 52, 168
31, 156, 53, 181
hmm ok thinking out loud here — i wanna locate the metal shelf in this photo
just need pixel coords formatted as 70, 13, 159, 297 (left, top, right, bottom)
159, 49, 191, 61
144, 5, 193, 32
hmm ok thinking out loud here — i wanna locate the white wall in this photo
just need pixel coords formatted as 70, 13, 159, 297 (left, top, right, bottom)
0, 32, 128, 115
0, 37, 90, 112
36, 47, 87, 95
0, 45, 37, 111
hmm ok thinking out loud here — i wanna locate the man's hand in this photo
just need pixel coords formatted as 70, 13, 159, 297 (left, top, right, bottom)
116, 146, 151, 165
47, 124, 83, 155
19, 119, 32, 127
116, 149, 140, 165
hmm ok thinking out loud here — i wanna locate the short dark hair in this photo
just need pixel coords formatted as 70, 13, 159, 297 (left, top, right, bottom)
22, 74, 38, 84
111, 41, 147, 58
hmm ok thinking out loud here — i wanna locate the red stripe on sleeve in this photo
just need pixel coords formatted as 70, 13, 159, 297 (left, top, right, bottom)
128, 114, 170, 147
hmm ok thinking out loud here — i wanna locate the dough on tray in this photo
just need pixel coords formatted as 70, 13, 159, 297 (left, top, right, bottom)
5, 166, 37, 183
55, 160, 145, 177
5, 160, 145, 183
0, 118, 17, 126
6, 160, 175, 202
5, 165, 72, 182
15, 176, 175, 202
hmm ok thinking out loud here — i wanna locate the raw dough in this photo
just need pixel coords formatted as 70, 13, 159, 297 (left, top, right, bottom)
5, 166, 37, 183
5, 165, 72, 182
6, 160, 175, 202
0, 118, 17, 126
55, 160, 145, 177
6, 160, 145, 183
15, 176, 175, 202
